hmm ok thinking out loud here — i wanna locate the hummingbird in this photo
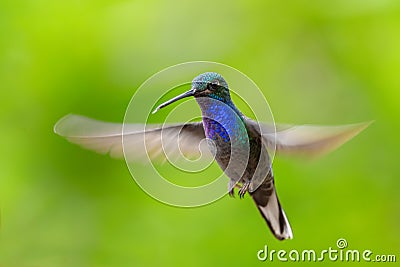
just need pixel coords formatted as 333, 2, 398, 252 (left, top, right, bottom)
54, 72, 370, 240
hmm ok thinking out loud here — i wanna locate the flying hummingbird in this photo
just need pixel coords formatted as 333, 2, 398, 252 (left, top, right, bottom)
54, 72, 370, 240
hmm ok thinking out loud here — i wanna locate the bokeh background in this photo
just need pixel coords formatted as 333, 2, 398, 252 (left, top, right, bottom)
1, 0, 399, 266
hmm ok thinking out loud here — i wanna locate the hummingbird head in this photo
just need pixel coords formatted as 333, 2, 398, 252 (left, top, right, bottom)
191, 72, 230, 100
152, 72, 231, 114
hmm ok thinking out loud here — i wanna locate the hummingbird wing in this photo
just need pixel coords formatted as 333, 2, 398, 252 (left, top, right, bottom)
54, 114, 209, 161
251, 121, 372, 158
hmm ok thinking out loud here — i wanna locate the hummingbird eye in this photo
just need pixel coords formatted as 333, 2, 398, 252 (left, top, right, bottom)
207, 80, 220, 91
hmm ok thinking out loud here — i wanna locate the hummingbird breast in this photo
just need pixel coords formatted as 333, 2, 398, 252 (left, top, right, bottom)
196, 97, 265, 183
196, 97, 248, 148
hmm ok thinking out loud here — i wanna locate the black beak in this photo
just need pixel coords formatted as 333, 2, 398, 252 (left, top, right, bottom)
152, 88, 195, 114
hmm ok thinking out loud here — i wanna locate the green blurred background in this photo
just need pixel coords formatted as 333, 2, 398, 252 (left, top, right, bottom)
1, 0, 399, 266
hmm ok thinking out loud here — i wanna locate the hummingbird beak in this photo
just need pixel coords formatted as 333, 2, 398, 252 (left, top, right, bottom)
152, 88, 195, 114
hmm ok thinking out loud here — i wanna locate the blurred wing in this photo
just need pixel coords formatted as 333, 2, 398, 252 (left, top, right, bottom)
256, 121, 372, 158
54, 114, 209, 161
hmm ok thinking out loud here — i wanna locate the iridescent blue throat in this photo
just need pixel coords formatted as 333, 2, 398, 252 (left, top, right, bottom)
195, 96, 248, 145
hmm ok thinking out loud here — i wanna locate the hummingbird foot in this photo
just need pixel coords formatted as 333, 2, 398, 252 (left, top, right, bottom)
228, 188, 235, 198
238, 181, 250, 198
228, 180, 241, 198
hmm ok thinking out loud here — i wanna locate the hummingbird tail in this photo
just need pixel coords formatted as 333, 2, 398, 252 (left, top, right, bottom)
251, 182, 293, 240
